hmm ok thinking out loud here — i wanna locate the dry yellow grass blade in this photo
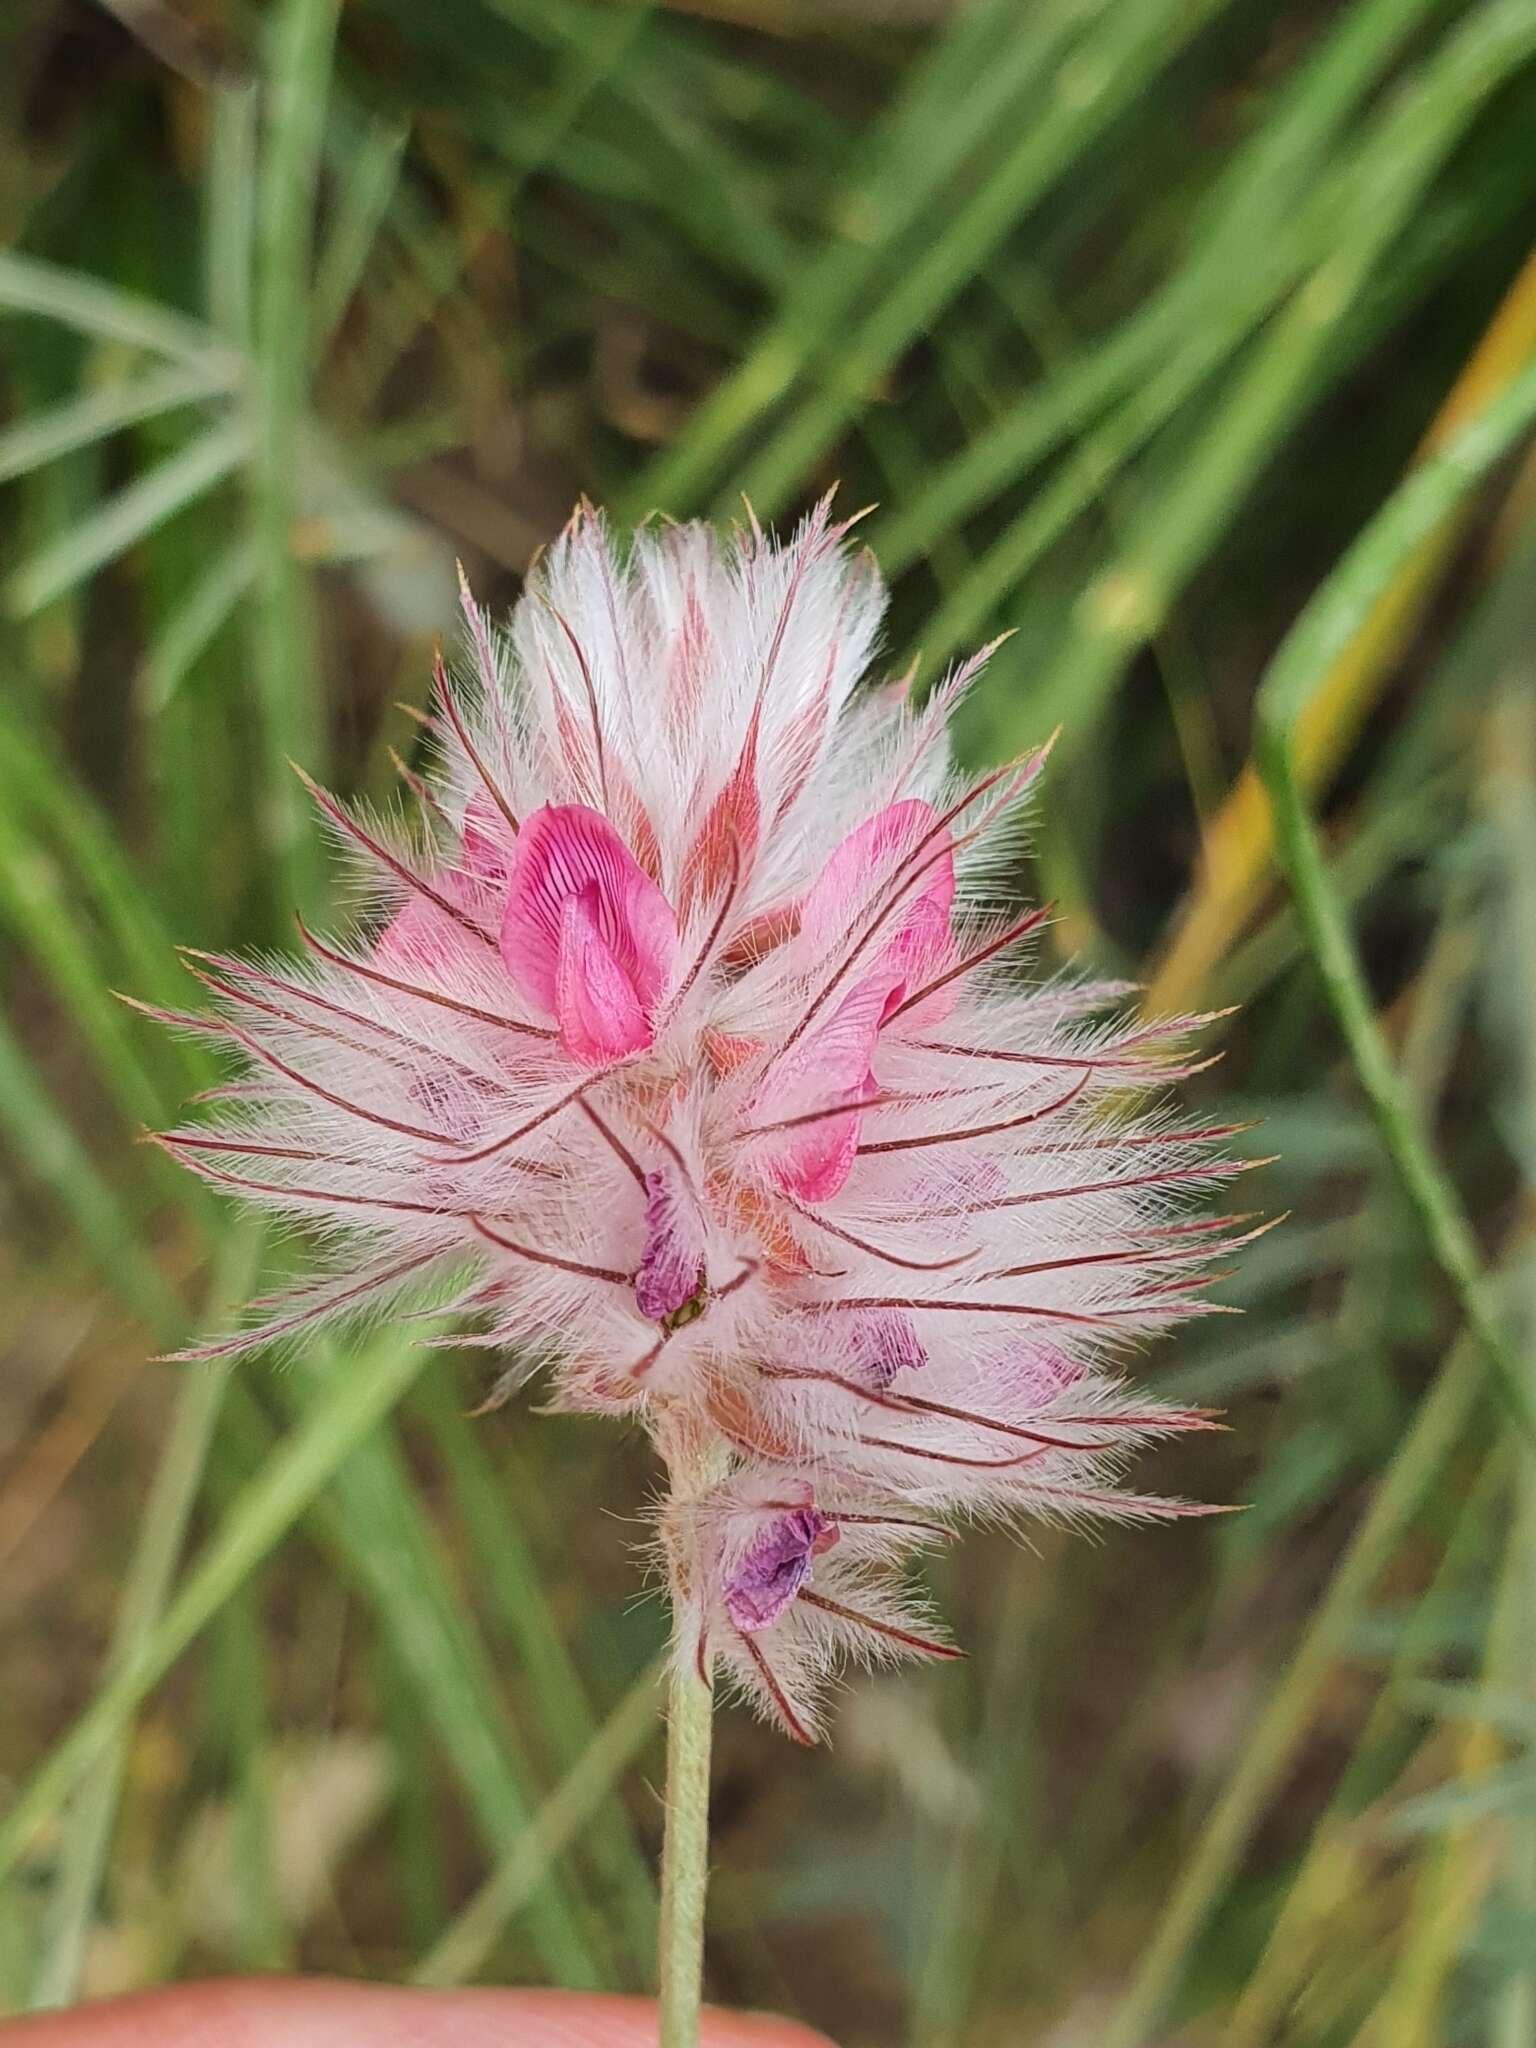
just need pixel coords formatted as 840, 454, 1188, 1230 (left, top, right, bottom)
1348, 1716, 1502, 2048
1148, 245, 1536, 1016
1226, 1824, 1366, 2046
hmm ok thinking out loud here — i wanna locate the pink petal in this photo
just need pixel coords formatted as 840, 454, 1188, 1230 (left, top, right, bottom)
556, 885, 653, 1062
799, 800, 954, 956
750, 977, 886, 1201
500, 805, 679, 1059
636, 1156, 708, 1320
798, 800, 958, 1026
881, 895, 958, 1027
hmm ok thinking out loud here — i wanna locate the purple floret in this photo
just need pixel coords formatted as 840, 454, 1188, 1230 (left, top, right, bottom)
723, 1508, 835, 1632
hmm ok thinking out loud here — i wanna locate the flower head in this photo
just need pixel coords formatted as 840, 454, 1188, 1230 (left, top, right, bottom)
153, 497, 1254, 1740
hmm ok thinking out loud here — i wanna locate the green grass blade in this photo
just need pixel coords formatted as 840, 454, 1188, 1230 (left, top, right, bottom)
374, 1630, 449, 1960
206, 84, 258, 346
422, 1384, 659, 1976
27, 1235, 260, 2007
7, 416, 250, 619
0, 363, 234, 487
276, 1353, 608, 1988
1486, 680, 1536, 2044
207, 1583, 292, 1970
413, 1657, 663, 1988
962, 0, 1536, 729
248, 0, 341, 915
920, 1, 1536, 715
1099, 345, 1536, 2048
630, 0, 1109, 516
871, 0, 1444, 578
0, 1330, 431, 1890
1101, 1327, 1486, 2047
1255, 360, 1536, 1440
0, 1008, 181, 1331
0, 801, 174, 1131
139, 538, 258, 717
311, 117, 410, 356
0, 1900, 29, 2013
719, 0, 1234, 522
0, 701, 209, 1063
28, 1369, 226, 2006
476, 0, 788, 291
0, 251, 230, 368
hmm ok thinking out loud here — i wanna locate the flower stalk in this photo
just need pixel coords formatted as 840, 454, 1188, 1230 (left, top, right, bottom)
657, 1416, 731, 2047
657, 1628, 715, 2048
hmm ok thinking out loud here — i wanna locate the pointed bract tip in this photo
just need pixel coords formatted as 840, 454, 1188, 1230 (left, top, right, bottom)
1230, 1211, 1288, 1245
955, 630, 1017, 675
1178, 1052, 1227, 1079
462, 1387, 514, 1418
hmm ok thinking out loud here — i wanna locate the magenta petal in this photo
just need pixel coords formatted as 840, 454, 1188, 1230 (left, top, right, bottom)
882, 895, 959, 1026
769, 1101, 867, 1202
636, 1159, 708, 1320
556, 885, 652, 1063
796, 799, 958, 1029
751, 977, 887, 1201
501, 804, 680, 1054
799, 800, 954, 956
724, 1508, 836, 1632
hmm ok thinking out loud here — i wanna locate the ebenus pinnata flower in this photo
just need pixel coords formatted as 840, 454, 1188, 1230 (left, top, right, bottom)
150, 498, 1258, 1743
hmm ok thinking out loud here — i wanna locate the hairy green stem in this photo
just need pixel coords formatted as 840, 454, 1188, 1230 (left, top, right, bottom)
656, 1421, 729, 2048
657, 1641, 715, 2048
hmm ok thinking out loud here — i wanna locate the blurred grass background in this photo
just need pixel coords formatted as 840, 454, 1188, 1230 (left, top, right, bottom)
1, 0, 1535, 2040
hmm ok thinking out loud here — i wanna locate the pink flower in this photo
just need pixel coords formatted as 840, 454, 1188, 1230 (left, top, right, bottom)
499, 805, 679, 1063
152, 498, 1254, 1741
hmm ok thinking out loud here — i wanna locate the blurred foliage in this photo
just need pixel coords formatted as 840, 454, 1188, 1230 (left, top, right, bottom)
1, 0, 1535, 2041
